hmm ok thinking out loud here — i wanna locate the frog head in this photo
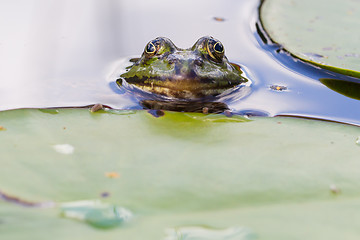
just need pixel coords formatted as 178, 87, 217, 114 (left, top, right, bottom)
119, 36, 247, 99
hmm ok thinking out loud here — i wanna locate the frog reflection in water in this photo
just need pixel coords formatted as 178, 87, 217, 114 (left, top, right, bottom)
118, 36, 248, 113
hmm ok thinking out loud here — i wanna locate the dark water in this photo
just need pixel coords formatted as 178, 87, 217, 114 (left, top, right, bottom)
1, 0, 359, 125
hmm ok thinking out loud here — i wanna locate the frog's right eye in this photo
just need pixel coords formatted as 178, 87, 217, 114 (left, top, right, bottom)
144, 40, 158, 57
144, 37, 174, 57
145, 42, 156, 54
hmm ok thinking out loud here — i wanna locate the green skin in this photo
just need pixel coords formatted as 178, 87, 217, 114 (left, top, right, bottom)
120, 36, 247, 99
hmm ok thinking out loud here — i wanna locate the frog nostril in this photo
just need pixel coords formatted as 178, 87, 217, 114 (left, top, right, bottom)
194, 58, 204, 66
168, 58, 177, 64
174, 64, 181, 74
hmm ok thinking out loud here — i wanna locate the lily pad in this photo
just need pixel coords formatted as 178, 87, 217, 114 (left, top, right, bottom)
260, 0, 360, 78
1, 109, 360, 239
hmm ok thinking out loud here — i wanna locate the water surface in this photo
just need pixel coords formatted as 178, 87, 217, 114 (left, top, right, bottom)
1, 0, 359, 125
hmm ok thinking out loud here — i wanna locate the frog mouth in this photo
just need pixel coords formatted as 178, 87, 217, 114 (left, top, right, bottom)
121, 76, 244, 99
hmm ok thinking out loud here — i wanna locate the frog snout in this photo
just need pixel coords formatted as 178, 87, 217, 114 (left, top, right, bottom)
193, 58, 204, 66
168, 56, 203, 66
173, 62, 203, 77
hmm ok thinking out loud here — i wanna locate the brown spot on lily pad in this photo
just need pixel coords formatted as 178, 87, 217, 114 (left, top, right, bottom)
0, 126, 6, 131
0, 190, 54, 208
105, 172, 120, 179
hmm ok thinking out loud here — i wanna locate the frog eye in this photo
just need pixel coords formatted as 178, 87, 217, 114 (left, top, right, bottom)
145, 41, 157, 56
207, 38, 225, 62
143, 37, 176, 58
214, 42, 224, 54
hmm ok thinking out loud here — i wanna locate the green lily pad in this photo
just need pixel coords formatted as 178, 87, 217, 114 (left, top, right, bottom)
260, 0, 360, 78
1, 109, 360, 239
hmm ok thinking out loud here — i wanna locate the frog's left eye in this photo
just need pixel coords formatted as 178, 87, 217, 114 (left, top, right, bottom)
214, 42, 224, 54
207, 38, 225, 62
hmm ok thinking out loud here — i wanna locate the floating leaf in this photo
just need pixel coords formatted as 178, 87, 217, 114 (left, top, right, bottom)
0, 109, 360, 239
260, 0, 360, 78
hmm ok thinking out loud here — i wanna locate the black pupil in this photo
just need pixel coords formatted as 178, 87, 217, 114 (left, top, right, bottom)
146, 42, 156, 53
214, 42, 223, 53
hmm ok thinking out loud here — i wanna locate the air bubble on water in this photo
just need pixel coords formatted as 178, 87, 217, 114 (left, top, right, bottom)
356, 137, 360, 146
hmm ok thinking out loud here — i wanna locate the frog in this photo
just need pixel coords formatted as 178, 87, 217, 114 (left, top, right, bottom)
118, 36, 247, 100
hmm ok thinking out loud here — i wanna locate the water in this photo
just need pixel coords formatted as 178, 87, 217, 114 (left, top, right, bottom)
0, 0, 359, 125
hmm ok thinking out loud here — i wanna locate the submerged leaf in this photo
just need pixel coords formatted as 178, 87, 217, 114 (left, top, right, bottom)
164, 226, 256, 240
60, 200, 132, 229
